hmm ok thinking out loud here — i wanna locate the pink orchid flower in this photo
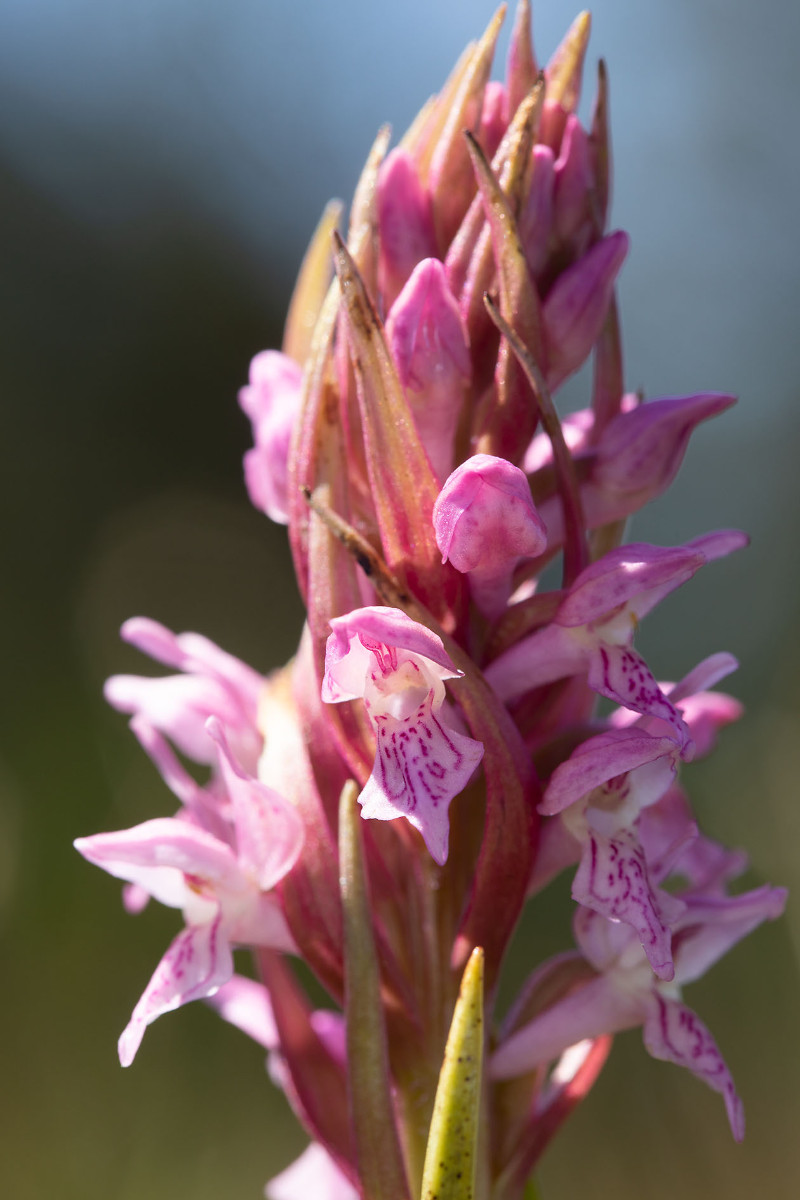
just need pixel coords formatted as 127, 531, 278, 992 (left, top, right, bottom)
485, 532, 747, 746
532, 653, 741, 978
75, 718, 303, 1064
322, 606, 484, 865
492, 843, 787, 1140
104, 616, 264, 773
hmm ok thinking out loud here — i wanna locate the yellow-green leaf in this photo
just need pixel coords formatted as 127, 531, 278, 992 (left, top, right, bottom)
420, 948, 485, 1200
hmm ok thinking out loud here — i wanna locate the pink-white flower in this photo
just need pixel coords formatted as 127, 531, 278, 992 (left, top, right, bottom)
104, 616, 264, 773
322, 606, 484, 865
532, 653, 741, 978
491, 857, 787, 1141
485, 533, 747, 746
75, 718, 303, 1064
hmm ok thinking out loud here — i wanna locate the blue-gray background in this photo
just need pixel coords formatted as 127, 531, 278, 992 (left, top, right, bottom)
1, 1, 798, 1196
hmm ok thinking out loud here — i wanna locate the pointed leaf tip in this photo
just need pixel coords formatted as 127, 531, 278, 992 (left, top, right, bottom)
421, 948, 485, 1200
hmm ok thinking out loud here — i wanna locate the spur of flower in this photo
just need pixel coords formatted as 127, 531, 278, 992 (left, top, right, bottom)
76, 4, 785, 1198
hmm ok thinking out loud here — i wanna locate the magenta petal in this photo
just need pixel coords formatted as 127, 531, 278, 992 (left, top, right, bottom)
478, 79, 508, 158
238, 350, 303, 524
643, 995, 745, 1141
637, 789, 699, 883
670, 825, 749, 897
128, 717, 229, 841
594, 393, 736, 496
74, 817, 242, 905
679, 691, 743, 758
552, 114, 593, 246
361, 684, 484, 865
206, 717, 304, 891
588, 644, 692, 750
387, 258, 470, 390
434, 454, 547, 574
667, 651, 739, 703
520, 144, 555, 275
484, 622, 588, 703
490, 971, 646, 1080
385, 258, 470, 481
205, 974, 279, 1050
686, 529, 749, 562
528, 815, 581, 895
541, 728, 678, 816
118, 617, 263, 710
572, 828, 680, 980
543, 231, 629, 390
675, 885, 788, 986
323, 606, 459, 702
104, 673, 253, 767
524, 404, 594, 473
118, 917, 233, 1066
556, 543, 704, 628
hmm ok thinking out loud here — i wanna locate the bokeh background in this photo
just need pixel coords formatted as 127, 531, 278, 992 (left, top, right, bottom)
2, 1, 799, 1196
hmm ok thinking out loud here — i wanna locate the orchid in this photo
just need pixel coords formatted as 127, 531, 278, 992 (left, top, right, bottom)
75, 717, 303, 1064
76, 5, 785, 1198
321, 605, 484, 865
531, 652, 743, 978
491, 828, 788, 1144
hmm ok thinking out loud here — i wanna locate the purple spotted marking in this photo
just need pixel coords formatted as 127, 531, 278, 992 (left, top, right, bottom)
572, 827, 677, 980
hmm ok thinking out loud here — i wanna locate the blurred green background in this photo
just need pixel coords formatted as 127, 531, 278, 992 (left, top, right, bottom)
1, 1, 798, 1196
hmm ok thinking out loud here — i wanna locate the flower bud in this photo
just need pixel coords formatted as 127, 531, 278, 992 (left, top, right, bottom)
386, 258, 470, 481
433, 454, 547, 618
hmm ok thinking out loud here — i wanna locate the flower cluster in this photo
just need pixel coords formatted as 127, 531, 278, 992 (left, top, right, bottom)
76, 5, 785, 1197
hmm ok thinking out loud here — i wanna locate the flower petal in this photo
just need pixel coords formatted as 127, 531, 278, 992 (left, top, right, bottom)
588, 644, 692, 750
266, 1143, 359, 1200
541, 728, 678, 816
323, 606, 460, 703
490, 971, 646, 1080
555, 543, 704, 628
204, 973, 279, 1050
572, 827, 681, 980
206, 717, 304, 892
118, 916, 233, 1066
674, 884, 788, 986
643, 994, 744, 1141
361, 683, 484, 865
74, 818, 242, 908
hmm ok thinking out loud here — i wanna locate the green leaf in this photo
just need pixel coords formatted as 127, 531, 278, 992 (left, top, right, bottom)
420, 947, 485, 1200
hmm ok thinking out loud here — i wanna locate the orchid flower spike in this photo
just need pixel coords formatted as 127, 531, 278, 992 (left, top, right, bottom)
76, 4, 785, 1188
